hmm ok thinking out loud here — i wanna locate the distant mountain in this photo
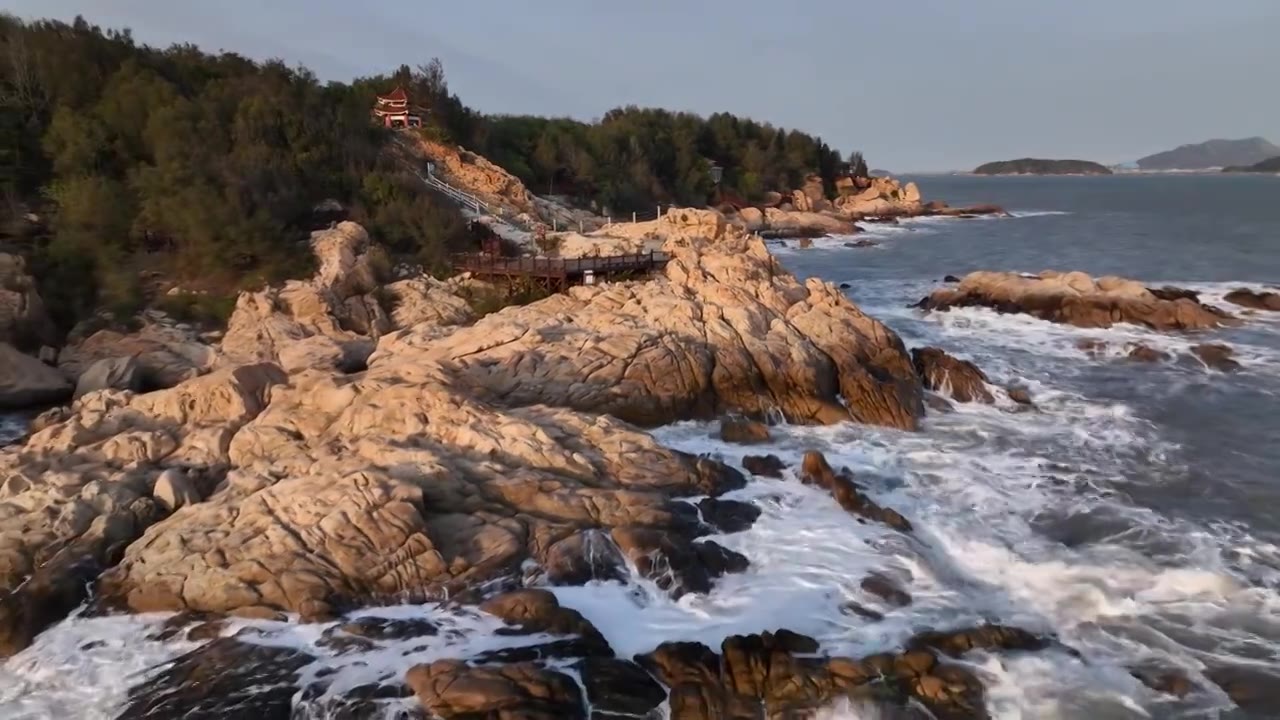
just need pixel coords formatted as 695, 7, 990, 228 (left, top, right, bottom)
972, 158, 1112, 176
1223, 156, 1280, 173
1136, 138, 1280, 171
870, 169, 893, 177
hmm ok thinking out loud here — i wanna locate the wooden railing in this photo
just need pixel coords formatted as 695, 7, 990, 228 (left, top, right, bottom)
453, 251, 671, 279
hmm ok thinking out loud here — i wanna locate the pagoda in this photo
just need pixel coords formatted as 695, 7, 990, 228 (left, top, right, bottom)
373, 87, 422, 129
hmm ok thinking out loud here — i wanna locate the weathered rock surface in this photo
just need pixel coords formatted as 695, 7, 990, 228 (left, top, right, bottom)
0, 342, 71, 410
0, 363, 286, 655
0, 253, 55, 349
219, 222, 474, 375
381, 209, 923, 429
918, 271, 1233, 331
911, 347, 994, 403
406, 137, 542, 220
92, 359, 748, 618
1224, 288, 1280, 312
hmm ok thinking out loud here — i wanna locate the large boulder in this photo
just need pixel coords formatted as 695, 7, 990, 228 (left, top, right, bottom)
0, 342, 71, 410
58, 318, 216, 391
918, 271, 1233, 331
0, 253, 55, 350
1224, 288, 1280, 312
379, 210, 923, 429
762, 207, 856, 237
73, 356, 145, 399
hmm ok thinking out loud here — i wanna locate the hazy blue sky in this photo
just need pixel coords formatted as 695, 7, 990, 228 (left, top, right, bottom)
9, 0, 1279, 170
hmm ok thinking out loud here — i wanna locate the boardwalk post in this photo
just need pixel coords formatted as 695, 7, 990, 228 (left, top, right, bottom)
632, 211, 637, 224
657, 204, 662, 220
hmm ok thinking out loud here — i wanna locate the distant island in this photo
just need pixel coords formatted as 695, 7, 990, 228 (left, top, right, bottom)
1223, 156, 1280, 173
1136, 137, 1280, 171
973, 159, 1112, 176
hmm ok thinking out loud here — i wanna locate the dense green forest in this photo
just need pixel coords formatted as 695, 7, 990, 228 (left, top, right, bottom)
474, 111, 850, 214
0, 14, 856, 333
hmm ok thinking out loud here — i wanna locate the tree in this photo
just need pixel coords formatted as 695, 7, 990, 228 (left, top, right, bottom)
847, 150, 869, 179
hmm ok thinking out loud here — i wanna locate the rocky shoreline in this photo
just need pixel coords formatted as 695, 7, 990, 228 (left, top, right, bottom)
6, 208, 1275, 716
0, 208, 1063, 718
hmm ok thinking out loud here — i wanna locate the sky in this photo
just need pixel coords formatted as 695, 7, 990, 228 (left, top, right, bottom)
7, 0, 1279, 171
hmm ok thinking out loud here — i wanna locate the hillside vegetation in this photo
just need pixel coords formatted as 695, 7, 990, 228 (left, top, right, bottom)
1, 14, 859, 335
973, 158, 1112, 176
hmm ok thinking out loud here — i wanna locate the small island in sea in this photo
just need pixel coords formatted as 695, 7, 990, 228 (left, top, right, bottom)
1223, 156, 1280, 173
973, 158, 1113, 175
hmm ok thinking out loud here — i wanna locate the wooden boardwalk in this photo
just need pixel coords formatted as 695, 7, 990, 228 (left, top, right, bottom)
453, 251, 670, 290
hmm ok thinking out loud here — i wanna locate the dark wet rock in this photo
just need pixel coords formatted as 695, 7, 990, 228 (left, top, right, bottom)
542, 530, 629, 586
117, 637, 312, 720
1130, 664, 1195, 698
1148, 286, 1201, 302
861, 572, 913, 607
839, 282, 852, 289
1191, 343, 1241, 372
471, 590, 616, 664
906, 624, 1049, 657
575, 657, 667, 719
1, 518, 161, 658
840, 602, 885, 621
1126, 344, 1170, 363
317, 617, 438, 654
1006, 386, 1034, 406
719, 417, 771, 444
1205, 663, 1280, 712
610, 528, 749, 597
944, 275, 961, 283
637, 626, 1041, 720
911, 347, 994, 404
742, 454, 787, 478
480, 590, 611, 657
405, 659, 585, 720
695, 497, 762, 534
296, 681, 420, 720
1224, 288, 1280, 312
801, 451, 913, 532
844, 239, 879, 248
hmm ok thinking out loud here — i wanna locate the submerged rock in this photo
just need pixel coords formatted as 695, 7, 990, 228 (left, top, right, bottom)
800, 451, 912, 532
918, 271, 1234, 331
1190, 343, 1241, 372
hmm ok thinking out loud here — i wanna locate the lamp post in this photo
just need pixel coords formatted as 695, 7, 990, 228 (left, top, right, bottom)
709, 163, 723, 206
